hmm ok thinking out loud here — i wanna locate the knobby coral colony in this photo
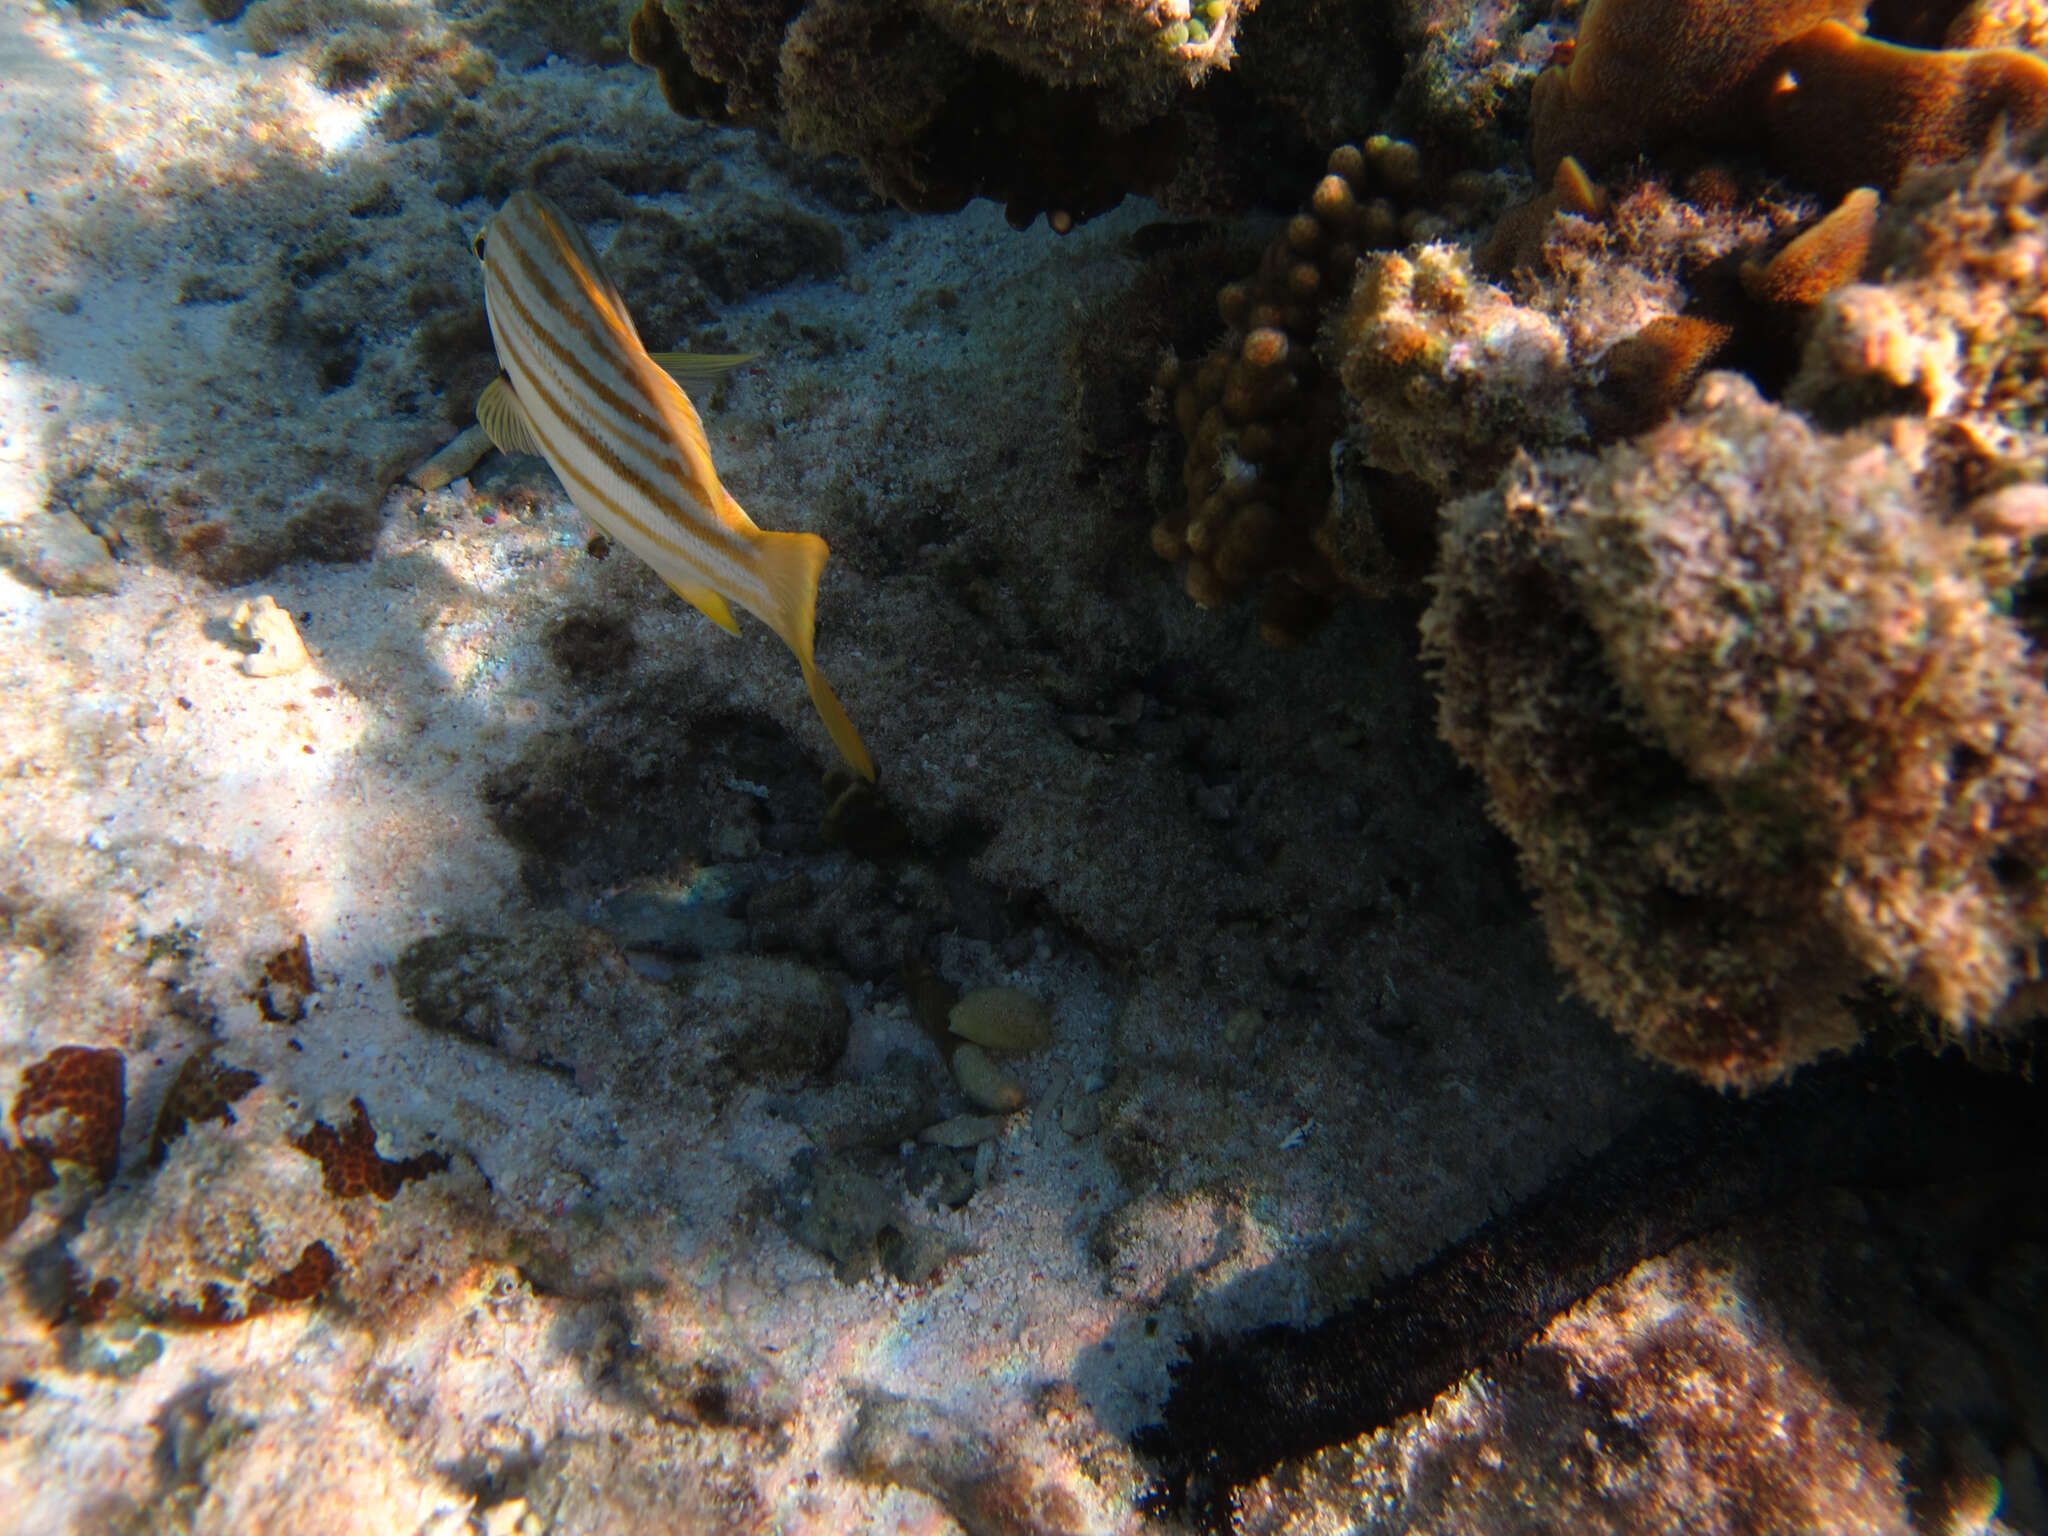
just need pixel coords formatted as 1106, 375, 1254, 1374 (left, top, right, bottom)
1152, 135, 1473, 642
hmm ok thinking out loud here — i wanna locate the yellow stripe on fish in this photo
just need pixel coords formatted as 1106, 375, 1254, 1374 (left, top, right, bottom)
471, 189, 876, 782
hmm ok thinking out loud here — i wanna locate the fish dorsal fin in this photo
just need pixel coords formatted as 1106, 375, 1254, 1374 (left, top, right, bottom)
528, 195, 641, 345
476, 375, 546, 458
647, 351, 758, 386
663, 578, 741, 634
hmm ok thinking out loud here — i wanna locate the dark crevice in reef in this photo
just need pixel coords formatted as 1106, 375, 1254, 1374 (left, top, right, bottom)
1138, 1044, 2048, 1526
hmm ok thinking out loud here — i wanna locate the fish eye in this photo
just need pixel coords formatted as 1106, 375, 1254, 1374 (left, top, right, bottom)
472, 232, 487, 260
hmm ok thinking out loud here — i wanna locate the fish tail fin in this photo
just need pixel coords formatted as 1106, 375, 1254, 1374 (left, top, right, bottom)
753, 529, 877, 782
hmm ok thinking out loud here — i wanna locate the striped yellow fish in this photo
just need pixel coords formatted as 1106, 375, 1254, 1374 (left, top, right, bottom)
470, 189, 875, 781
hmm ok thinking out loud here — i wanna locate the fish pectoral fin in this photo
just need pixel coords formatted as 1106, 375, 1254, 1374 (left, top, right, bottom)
647, 351, 758, 386
476, 375, 547, 458
665, 579, 741, 635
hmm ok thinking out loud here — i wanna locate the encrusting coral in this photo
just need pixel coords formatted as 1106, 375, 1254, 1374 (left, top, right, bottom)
12, 1045, 126, 1186
0, 1140, 55, 1242
149, 1049, 261, 1164
1423, 373, 2048, 1088
290, 1098, 450, 1201
1322, 241, 1582, 586
1530, 0, 2048, 195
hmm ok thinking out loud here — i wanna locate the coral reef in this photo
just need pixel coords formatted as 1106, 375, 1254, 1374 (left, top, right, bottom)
1137, 10, 2047, 1084
1306, 130, 2048, 1085
1424, 374, 2047, 1085
1149, 102, 1909, 631
31, 0, 2048, 1516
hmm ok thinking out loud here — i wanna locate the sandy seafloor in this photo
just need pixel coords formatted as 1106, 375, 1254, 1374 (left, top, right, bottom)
0, 1, 1755, 1530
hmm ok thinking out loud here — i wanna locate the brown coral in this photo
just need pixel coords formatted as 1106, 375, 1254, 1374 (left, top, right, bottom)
1532, 0, 2048, 195
149, 1049, 261, 1164
291, 1099, 448, 1200
1156, 138, 1460, 638
1582, 314, 1735, 440
253, 1241, 339, 1306
0, 1140, 56, 1241
1531, 0, 1864, 183
1765, 20, 2048, 193
252, 933, 316, 1024
1739, 185, 1882, 306
12, 1045, 126, 1184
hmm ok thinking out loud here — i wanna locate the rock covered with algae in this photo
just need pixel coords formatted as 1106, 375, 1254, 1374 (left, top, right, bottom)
1424, 370, 2048, 1088
1382, 128, 2048, 1086
629, 0, 1257, 227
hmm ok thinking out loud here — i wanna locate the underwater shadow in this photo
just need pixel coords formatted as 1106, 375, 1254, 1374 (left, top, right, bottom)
1126, 1044, 2048, 1529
